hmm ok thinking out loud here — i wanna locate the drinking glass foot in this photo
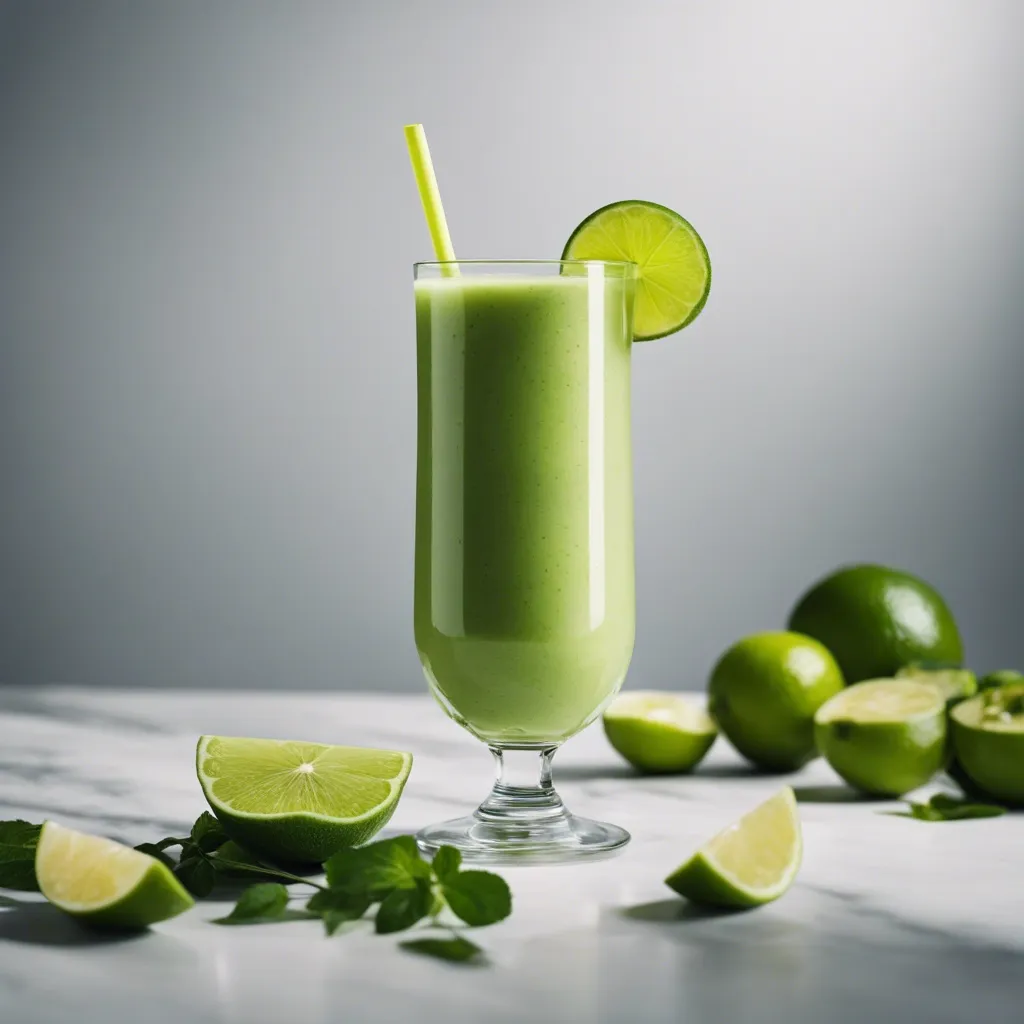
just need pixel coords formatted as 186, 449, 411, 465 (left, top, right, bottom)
416, 812, 630, 864
415, 745, 630, 864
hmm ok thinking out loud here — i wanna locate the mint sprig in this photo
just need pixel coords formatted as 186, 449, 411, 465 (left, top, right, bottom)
209, 833, 511, 960
0, 816, 510, 963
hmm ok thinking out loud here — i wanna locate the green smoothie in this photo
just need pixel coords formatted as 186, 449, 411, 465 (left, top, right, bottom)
414, 267, 636, 745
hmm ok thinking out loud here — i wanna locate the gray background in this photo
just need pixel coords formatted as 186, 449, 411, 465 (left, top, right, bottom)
1, 0, 1022, 691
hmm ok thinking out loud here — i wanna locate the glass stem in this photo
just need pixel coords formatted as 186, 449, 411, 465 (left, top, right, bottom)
475, 745, 567, 824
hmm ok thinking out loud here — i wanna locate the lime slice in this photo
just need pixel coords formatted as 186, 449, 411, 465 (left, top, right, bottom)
665, 788, 802, 908
35, 822, 194, 929
602, 691, 717, 774
895, 663, 977, 705
950, 685, 1024, 805
561, 200, 711, 340
196, 736, 413, 864
814, 679, 946, 797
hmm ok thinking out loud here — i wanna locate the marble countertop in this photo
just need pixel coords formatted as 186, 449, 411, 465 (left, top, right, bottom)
1, 687, 1022, 1024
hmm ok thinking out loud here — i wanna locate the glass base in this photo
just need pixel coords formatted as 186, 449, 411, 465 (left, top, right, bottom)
416, 745, 630, 864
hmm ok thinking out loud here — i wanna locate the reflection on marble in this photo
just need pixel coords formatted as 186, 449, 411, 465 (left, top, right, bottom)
1, 688, 1022, 1024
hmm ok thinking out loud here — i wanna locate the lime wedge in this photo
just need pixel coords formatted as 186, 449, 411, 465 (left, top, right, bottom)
895, 662, 976, 705
950, 685, 1024, 805
665, 788, 802, 908
196, 736, 413, 864
814, 679, 946, 797
978, 669, 1024, 692
561, 200, 711, 340
602, 691, 716, 774
35, 821, 193, 929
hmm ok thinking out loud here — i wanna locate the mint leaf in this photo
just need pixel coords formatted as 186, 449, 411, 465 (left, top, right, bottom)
214, 883, 290, 924
134, 843, 176, 869
307, 889, 371, 935
178, 842, 203, 864
432, 846, 461, 883
400, 934, 484, 963
441, 870, 512, 927
907, 803, 945, 821
0, 820, 42, 891
190, 812, 228, 853
375, 878, 433, 934
175, 854, 217, 897
906, 794, 1006, 822
325, 836, 430, 900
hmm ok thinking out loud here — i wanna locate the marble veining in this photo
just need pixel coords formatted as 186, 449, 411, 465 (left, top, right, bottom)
1, 688, 1022, 1024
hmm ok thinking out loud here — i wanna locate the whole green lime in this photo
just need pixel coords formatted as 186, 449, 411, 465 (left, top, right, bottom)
787, 565, 962, 684
707, 631, 845, 771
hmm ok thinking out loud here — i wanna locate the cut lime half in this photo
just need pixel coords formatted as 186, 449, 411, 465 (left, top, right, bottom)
950, 685, 1024, 805
602, 691, 717, 774
35, 822, 194, 929
665, 788, 802, 908
196, 736, 413, 864
895, 663, 976, 705
561, 200, 711, 340
814, 679, 946, 797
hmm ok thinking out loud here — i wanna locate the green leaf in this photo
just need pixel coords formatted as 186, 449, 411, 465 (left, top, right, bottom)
175, 853, 217, 897
441, 870, 512, 927
907, 803, 946, 821
906, 794, 1006, 822
213, 883, 290, 924
134, 842, 176, 869
432, 846, 461, 883
306, 889, 371, 935
178, 842, 203, 864
0, 820, 42, 891
190, 812, 228, 853
324, 836, 430, 900
400, 934, 484, 963
375, 879, 433, 934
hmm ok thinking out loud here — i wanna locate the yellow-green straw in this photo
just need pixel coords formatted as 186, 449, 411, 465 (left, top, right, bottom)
404, 123, 458, 274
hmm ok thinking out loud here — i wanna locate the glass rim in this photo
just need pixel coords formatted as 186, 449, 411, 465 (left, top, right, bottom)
414, 258, 636, 269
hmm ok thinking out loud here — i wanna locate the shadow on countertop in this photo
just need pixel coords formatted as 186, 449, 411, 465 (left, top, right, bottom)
620, 899, 749, 924
554, 762, 766, 783
0, 895, 148, 947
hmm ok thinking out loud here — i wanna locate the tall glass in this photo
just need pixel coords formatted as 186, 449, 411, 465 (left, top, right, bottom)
414, 260, 636, 860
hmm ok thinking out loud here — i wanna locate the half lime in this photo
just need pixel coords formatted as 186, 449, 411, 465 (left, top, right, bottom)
814, 679, 946, 797
197, 736, 413, 864
602, 691, 717, 774
561, 200, 711, 340
950, 685, 1024, 805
